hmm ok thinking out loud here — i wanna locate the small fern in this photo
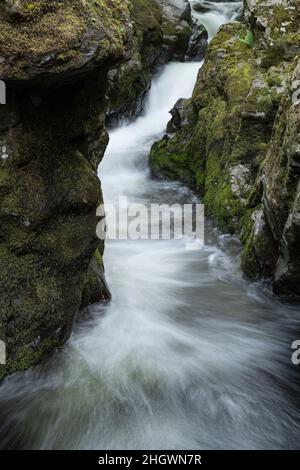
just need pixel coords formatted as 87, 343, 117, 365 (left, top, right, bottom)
239, 30, 254, 48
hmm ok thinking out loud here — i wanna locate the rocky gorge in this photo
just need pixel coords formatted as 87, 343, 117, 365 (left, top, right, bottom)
0, 0, 300, 451
0, 0, 299, 379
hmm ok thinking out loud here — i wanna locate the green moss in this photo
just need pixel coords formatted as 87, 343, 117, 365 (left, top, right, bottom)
23, 2, 36, 12
241, 207, 278, 280
150, 98, 202, 186
131, 0, 162, 31
0, 0, 131, 79
239, 30, 254, 48
0, 243, 84, 381
203, 157, 244, 233
0, 336, 60, 381
150, 135, 195, 186
162, 20, 192, 57
225, 63, 253, 103
266, 67, 285, 88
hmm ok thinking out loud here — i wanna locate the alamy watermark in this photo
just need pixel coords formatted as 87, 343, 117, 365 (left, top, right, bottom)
291, 340, 300, 366
0, 80, 6, 105
0, 340, 6, 365
96, 196, 204, 248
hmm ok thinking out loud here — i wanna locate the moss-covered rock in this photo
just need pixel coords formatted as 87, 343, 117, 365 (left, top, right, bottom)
0, 0, 132, 82
106, 0, 163, 121
150, 97, 199, 186
263, 57, 300, 299
81, 248, 111, 309
151, 21, 262, 231
150, 0, 300, 299
0, 0, 132, 380
244, 0, 300, 62
106, 0, 206, 122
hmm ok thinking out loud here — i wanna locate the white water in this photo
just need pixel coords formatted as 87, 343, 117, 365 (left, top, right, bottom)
101, 61, 201, 202
0, 2, 300, 450
191, 1, 243, 39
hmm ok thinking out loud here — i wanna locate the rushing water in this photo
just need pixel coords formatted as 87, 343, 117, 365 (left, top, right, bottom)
191, 1, 243, 38
0, 2, 300, 450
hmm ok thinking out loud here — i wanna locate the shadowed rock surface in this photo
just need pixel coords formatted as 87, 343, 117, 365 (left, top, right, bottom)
0, 0, 134, 379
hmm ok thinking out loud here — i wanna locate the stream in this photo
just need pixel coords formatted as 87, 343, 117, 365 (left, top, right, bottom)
0, 1, 300, 450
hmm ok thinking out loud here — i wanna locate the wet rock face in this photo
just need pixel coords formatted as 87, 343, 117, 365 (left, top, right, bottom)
159, 0, 191, 21
263, 58, 300, 298
0, 0, 132, 379
185, 23, 208, 62
106, 0, 208, 123
150, 0, 300, 299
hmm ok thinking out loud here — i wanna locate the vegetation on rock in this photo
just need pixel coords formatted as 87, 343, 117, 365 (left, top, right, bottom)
150, 0, 300, 299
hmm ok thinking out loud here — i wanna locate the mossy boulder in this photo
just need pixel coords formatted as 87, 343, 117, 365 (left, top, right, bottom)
0, 0, 133, 82
0, 0, 132, 380
150, 1, 300, 299
150, 97, 199, 186
106, 0, 163, 121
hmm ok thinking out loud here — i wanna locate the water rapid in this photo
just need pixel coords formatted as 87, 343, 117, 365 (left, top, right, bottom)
0, 2, 300, 450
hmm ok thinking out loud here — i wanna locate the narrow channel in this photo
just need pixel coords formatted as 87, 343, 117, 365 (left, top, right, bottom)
0, 2, 299, 450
